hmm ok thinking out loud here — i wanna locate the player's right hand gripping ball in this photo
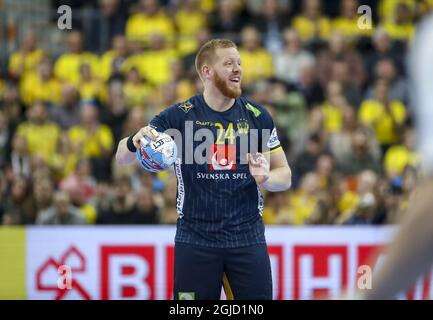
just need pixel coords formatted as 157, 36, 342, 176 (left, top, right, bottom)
136, 132, 178, 172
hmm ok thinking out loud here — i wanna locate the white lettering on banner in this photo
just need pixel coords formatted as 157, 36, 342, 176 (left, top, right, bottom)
299, 255, 342, 300
109, 255, 150, 300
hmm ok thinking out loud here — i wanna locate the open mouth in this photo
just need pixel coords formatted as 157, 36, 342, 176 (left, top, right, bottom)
230, 77, 240, 83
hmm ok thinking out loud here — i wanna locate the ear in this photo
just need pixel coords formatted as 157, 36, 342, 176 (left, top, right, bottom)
201, 65, 212, 80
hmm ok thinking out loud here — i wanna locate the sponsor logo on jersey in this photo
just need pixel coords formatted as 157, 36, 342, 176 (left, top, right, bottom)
210, 144, 236, 170
178, 292, 195, 300
196, 172, 249, 180
267, 128, 280, 149
236, 119, 249, 135
195, 120, 215, 127
178, 101, 194, 113
245, 103, 261, 118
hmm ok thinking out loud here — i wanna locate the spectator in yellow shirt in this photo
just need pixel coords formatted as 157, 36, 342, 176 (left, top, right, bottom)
384, 127, 420, 178
333, 0, 374, 39
262, 191, 292, 225
336, 178, 360, 221
123, 33, 178, 87
336, 170, 380, 224
125, 0, 175, 48
68, 104, 114, 181
292, 0, 332, 42
54, 31, 99, 85
169, 60, 195, 102
358, 79, 407, 149
175, 0, 207, 56
16, 102, 60, 166
51, 131, 79, 181
99, 35, 129, 81
381, 3, 415, 42
68, 104, 113, 159
378, 0, 416, 23
287, 172, 320, 225
123, 66, 153, 108
8, 31, 44, 81
321, 81, 350, 134
239, 26, 274, 86
77, 63, 103, 102
20, 56, 62, 107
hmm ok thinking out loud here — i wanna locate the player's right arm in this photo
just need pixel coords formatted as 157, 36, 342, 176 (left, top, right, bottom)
115, 126, 158, 165
115, 101, 183, 165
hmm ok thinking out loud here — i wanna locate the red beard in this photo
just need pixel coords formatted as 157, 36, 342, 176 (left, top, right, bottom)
214, 72, 241, 98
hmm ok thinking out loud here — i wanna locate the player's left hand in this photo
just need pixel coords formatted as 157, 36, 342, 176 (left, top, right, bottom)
247, 152, 270, 186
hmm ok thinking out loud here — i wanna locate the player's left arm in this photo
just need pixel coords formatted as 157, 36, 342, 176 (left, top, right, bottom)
247, 102, 291, 191
264, 147, 292, 192
248, 148, 292, 192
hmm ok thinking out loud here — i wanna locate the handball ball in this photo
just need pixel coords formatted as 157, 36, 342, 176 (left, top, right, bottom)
136, 132, 178, 172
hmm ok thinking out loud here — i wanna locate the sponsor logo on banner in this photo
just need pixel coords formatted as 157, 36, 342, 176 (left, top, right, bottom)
268, 245, 284, 300
293, 245, 348, 300
25, 227, 433, 300
26, 228, 174, 300
36, 246, 90, 299
100, 246, 155, 300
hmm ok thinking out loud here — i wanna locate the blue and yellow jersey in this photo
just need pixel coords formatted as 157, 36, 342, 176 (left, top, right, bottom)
150, 94, 282, 248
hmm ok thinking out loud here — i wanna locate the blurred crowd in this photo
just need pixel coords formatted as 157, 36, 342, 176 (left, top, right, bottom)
0, 0, 431, 226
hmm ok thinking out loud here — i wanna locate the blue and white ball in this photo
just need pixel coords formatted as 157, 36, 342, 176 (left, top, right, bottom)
136, 132, 178, 172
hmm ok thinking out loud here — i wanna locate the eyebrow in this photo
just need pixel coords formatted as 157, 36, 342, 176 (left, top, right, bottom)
224, 57, 241, 62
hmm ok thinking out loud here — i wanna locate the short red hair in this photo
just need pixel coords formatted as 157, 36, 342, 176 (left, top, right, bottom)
195, 39, 237, 79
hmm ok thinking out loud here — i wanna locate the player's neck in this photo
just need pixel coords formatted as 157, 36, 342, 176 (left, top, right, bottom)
203, 88, 235, 112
